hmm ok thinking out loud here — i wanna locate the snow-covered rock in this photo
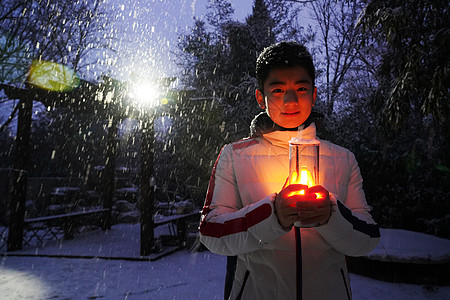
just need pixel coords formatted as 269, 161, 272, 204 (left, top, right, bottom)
367, 228, 450, 263
114, 200, 137, 213
116, 211, 140, 224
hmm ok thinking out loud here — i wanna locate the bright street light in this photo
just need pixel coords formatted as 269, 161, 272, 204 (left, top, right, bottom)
129, 82, 161, 107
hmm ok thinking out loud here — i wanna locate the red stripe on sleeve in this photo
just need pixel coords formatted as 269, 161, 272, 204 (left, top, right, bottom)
199, 203, 272, 238
201, 147, 224, 216
231, 138, 258, 150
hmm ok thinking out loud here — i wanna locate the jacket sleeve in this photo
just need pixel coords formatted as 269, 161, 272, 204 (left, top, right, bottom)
315, 151, 381, 256
199, 144, 289, 256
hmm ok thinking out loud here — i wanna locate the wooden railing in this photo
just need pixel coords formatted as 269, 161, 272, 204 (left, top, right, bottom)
22, 208, 110, 246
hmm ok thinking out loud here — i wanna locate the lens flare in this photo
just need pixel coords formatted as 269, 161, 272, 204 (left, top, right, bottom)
28, 60, 80, 92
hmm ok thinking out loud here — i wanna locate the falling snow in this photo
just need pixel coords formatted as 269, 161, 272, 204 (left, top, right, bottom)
1, 1, 449, 299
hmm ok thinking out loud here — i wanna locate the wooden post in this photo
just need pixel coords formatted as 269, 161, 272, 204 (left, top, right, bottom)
8, 99, 32, 251
140, 117, 155, 256
101, 114, 119, 230
100, 79, 123, 231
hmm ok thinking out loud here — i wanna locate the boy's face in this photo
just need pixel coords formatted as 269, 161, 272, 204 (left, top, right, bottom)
256, 66, 317, 129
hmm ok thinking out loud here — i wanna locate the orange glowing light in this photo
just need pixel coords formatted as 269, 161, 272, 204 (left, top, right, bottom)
287, 168, 315, 197
290, 168, 314, 187
287, 189, 305, 197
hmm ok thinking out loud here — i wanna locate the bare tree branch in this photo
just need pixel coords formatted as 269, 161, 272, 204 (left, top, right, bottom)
0, 99, 21, 132
307, 0, 376, 115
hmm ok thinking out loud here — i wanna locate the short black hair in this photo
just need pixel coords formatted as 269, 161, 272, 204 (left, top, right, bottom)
256, 41, 315, 92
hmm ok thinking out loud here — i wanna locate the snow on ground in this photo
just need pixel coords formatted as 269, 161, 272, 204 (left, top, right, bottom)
0, 251, 226, 300
0, 224, 449, 299
1, 251, 450, 300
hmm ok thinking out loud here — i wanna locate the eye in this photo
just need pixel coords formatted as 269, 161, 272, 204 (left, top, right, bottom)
271, 88, 284, 94
297, 87, 308, 92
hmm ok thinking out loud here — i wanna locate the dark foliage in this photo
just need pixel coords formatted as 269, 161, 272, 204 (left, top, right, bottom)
348, 0, 450, 238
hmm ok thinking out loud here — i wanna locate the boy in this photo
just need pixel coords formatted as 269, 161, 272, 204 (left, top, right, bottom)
199, 41, 380, 300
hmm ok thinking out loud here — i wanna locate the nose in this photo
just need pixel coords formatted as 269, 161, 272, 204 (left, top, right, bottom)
283, 89, 298, 106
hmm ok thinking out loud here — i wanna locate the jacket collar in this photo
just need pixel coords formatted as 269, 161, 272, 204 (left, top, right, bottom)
263, 123, 317, 149
249, 111, 321, 148
250, 111, 324, 137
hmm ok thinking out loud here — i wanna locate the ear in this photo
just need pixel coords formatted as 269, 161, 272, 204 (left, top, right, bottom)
312, 87, 317, 106
255, 89, 265, 109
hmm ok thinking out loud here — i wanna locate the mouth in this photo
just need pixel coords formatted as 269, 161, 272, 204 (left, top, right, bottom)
282, 111, 300, 117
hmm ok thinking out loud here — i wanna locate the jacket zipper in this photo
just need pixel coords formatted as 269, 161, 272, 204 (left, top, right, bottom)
295, 227, 302, 300
340, 268, 351, 300
236, 270, 250, 300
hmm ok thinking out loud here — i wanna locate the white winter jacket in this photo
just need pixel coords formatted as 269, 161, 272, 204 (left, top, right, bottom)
199, 123, 380, 300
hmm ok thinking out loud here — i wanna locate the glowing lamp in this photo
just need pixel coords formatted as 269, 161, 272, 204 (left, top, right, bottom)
288, 135, 320, 227
130, 83, 161, 107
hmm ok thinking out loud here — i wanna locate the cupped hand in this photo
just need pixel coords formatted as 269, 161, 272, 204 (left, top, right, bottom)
275, 184, 308, 229
296, 185, 331, 226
